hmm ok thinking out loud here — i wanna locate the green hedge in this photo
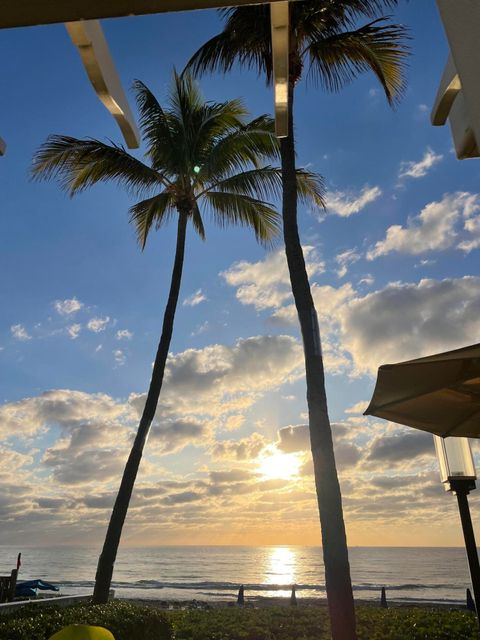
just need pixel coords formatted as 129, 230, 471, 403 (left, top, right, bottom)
168, 605, 479, 640
0, 601, 173, 640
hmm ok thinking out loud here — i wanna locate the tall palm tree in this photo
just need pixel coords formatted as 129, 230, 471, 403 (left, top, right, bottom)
187, 4, 409, 638
32, 72, 323, 604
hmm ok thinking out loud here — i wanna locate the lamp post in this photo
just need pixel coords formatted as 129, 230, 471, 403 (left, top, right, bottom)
434, 436, 480, 621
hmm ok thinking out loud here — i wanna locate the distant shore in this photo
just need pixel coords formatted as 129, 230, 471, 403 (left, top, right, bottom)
123, 596, 467, 611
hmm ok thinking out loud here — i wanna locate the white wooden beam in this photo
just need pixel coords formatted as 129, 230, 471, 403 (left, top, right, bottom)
66, 20, 140, 148
432, 0, 480, 159
1, 0, 297, 29
270, 1, 289, 138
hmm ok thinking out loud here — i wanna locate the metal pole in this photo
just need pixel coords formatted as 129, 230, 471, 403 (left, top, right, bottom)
456, 487, 480, 628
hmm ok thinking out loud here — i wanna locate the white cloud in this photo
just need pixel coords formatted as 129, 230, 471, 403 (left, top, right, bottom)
222, 247, 324, 311
113, 349, 126, 366
418, 104, 429, 113
67, 324, 81, 340
340, 276, 480, 374
367, 192, 477, 260
191, 321, 209, 337
459, 215, 480, 253
398, 147, 443, 179
325, 185, 381, 217
10, 324, 31, 341
54, 298, 83, 316
183, 289, 206, 307
335, 248, 361, 278
0, 389, 134, 440
159, 335, 304, 417
116, 329, 133, 340
87, 316, 110, 333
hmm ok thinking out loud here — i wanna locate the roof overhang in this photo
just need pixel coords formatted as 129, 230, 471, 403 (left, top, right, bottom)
432, 0, 480, 159
0, 0, 294, 29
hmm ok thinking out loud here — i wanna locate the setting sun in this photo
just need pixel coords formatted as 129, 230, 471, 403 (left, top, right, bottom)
258, 451, 302, 481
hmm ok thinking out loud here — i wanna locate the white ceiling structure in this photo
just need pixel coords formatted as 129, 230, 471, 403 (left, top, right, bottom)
432, 0, 480, 159
1, 0, 291, 156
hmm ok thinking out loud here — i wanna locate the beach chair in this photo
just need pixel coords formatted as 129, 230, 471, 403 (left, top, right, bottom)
48, 625, 115, 640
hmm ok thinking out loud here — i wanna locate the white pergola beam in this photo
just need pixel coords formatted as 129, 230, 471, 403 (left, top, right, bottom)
270, 1, 289, 138
0, 0, 296, 29
432, 0, 480, 159
66, 20, 140, 148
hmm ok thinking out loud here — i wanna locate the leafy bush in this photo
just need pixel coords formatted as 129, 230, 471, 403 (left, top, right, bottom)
0, 600, 173, 640
168, 605, 479, 640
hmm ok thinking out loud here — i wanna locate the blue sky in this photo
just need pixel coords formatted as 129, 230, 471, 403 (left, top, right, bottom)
1, 1, 480, 548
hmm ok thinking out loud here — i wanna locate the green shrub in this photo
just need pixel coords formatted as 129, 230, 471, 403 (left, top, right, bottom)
0, 600, 173, 640
168, 605, 478, 640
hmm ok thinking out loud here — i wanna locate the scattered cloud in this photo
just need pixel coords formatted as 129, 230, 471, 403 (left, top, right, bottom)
459, 211, 480, 253
87, 316, 110, 333
398, 147, 443, 179
325, 185, 381, 217
183, 289, 206, 307
113, 349, 126, 366
54, 298, 83, 316
67, 324, 81, 340
116, 329, 133, 340
10, 324, 31, 341
222, 247, 324, 311
335, 249, 361, 278
366, 192, 476, 260
340, 275, 480, 374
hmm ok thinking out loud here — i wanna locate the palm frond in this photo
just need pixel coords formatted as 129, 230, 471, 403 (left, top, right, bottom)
194, 116, 279, 184
133, 79, 176, 172
295, 169, 326, 208
205, 191, 280, 246
204, 166, 283, 202
191, 203, 206, 241
129, 192, 175, 250
187, 6, 273, 84
31, 136, 163, 197
307, 18, 409, 104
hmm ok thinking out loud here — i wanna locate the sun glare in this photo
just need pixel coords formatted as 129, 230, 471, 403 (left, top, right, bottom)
258, 451, 302, 481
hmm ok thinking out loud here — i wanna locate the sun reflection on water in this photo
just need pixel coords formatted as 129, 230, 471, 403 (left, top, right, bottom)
264, 547, 297, 596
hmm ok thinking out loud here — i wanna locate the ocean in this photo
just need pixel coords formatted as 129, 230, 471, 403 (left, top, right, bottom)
0, 546, 473, 605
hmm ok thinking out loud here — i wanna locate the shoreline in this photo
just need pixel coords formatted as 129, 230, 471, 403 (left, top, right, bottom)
121, 596, 468, 611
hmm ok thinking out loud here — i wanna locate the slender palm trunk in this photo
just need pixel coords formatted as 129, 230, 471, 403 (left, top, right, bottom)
280, 83, 357, 640
93, 212, 189, 604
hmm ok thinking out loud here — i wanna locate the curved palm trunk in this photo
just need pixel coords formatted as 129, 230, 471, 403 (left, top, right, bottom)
93, 212, 188, 604
280, 83, 357, 640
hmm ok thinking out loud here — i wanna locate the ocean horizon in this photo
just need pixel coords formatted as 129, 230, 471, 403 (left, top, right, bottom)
0, 545, 473, 605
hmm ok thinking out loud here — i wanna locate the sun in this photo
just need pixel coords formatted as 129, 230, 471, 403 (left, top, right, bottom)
258, 451, 302, 481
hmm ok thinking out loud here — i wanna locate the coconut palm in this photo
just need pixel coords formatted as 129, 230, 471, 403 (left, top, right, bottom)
187, 4, 409, 638
32, 72, 323, 604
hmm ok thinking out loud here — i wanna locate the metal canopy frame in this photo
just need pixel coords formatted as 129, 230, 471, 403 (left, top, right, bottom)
1, 0, 292, 154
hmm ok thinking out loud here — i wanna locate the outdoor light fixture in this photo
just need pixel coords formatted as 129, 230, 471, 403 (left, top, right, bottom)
434, 435, 480, 622
270, 1, 290, 138
0, 137, 6, 156
432, 0, 480, 158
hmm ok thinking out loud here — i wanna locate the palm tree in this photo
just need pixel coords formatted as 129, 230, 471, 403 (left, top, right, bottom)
187, 4, 409, 638
32, 72, 323, 604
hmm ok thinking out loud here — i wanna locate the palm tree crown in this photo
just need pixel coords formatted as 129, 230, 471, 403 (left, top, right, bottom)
187, 0, 409, 103
32, 72, 323, 246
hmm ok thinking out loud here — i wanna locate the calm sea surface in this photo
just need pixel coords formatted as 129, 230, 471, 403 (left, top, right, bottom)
0, 546, 473, 605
